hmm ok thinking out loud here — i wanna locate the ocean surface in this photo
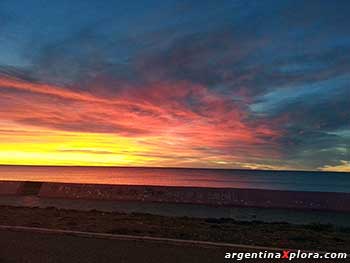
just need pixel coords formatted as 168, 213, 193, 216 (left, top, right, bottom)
0, 165, 349, 193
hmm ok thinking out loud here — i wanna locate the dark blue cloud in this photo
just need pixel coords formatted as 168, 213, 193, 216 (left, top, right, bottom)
0, 0, 349, 170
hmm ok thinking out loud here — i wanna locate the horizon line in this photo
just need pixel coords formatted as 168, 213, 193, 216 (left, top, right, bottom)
0, 163, 349, 174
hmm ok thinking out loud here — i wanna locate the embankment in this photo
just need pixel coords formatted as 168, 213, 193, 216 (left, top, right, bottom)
1, 181, 349, 212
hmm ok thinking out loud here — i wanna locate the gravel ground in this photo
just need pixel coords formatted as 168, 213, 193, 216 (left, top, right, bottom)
0, 205, 349, 252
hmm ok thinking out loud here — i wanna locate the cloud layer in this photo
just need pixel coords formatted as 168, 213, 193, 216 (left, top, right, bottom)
0, 0, 349, 171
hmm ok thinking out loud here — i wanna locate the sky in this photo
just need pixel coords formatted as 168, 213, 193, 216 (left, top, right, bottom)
0, 0, 349, 171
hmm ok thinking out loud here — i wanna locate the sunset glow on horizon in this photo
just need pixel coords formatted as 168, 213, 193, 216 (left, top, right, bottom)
0, 0, 349, 172
0, 75, 285, 169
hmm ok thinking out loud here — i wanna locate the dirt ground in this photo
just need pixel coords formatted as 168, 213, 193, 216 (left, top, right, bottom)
0, 205, 349, 252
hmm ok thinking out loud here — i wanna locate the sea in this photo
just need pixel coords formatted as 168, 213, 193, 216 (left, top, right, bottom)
0, 165, 349, 193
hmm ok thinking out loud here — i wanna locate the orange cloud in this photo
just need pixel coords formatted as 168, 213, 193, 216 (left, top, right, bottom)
0, 76, 282, 168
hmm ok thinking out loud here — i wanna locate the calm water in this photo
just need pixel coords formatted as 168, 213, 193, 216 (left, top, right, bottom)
0, 165, 349, 193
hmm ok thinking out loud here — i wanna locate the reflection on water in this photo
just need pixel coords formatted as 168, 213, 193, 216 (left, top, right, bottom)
0, 165, 349, 192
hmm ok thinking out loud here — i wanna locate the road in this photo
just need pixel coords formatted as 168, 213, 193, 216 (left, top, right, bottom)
0, 229, 346, 263
0, 229, 230, 263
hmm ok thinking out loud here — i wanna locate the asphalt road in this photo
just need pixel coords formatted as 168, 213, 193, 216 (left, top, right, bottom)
0, 229, 229, 263
0, 230, 346, 263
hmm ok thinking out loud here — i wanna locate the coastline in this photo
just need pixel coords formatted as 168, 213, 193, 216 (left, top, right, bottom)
1, 180, 350, 212
1, 180, 350, 253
